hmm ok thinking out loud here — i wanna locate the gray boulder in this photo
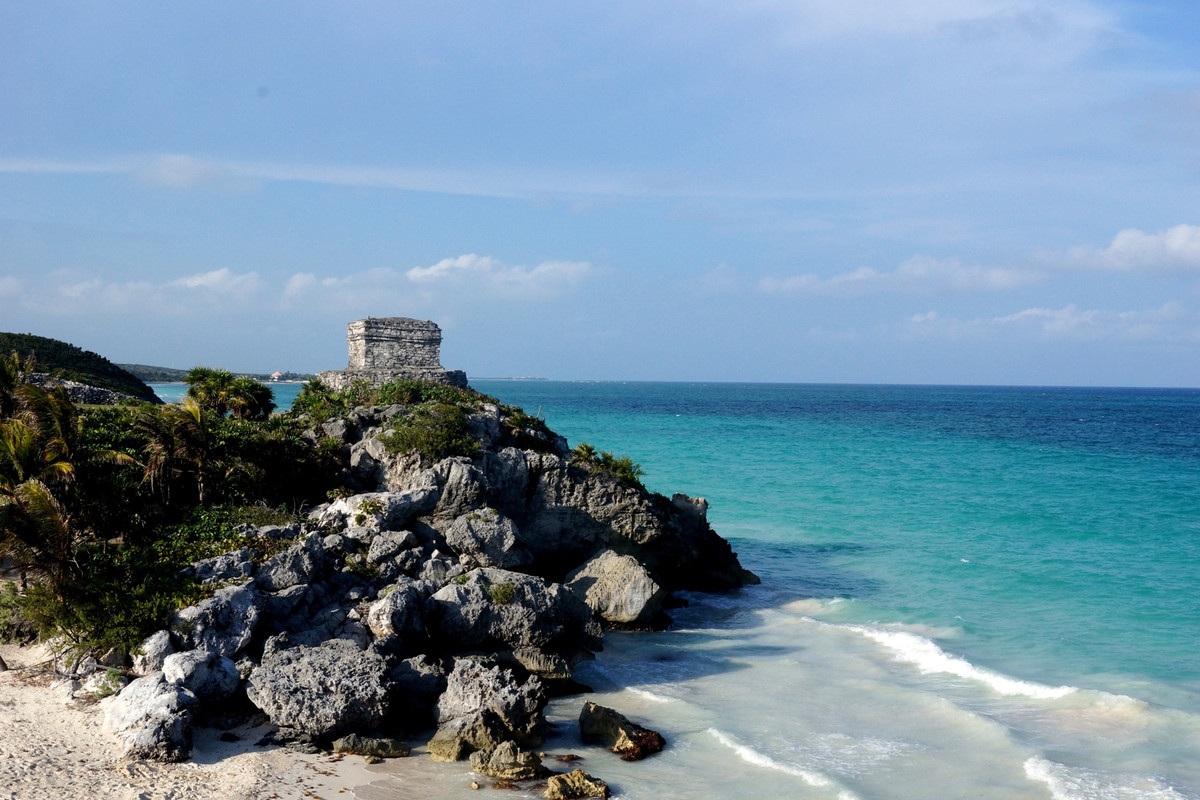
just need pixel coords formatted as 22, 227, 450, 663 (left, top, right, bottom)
132, 630, 175, 676
427, 658, 546, 762
104, 672, 197, 762
365, 579, 426, 639
565, 550, 666, 626
443, 508, 533, 570
331, 733, 410, 758
427, 569, 602, 677
172, 582, 260, 658
311, 486, 439, 532
254, 533, 329, 592
545, 768, 610, 799
161, 650, 240, 701
246, 639, 393, 738
469, 740, 549, 780
187, 548, 254, 585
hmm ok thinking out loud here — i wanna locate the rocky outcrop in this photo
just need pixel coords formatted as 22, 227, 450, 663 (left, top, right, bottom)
246, 639, 394, 739
161, 650, 239, 701
317, 317, 468, 389
579, 701, 665, 761
427, 658, 546, 762
171, 582, 260, 659
469, 740, 549, 780
104, 672, 197, 762
565, 550, 667, 627
427, 568, 602, 678
544, 768, 610, 799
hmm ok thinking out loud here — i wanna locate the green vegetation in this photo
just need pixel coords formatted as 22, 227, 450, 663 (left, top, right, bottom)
569, 441, 646, 490
0, 332, 159, 403
381, 402, 479, 461
185, 367, 275, 421
486, 581, 515, 604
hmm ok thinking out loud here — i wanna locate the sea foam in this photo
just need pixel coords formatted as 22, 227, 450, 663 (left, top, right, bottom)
707, 728, 861, 800
849, 626, 1077, 699
1024, 757, 1193, 800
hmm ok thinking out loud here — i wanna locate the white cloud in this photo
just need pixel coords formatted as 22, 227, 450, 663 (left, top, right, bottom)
0, 276, 21, 297
991, 301, 1187, 339
34, 268, 263, 316
405, 254, 594, 300
1061, 224, 1200, 272
759, 255, 1041, 296
171, 268, 262, 296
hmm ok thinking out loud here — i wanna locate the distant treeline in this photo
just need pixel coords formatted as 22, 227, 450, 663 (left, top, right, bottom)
120, 364, 314, 383
0, 332, 158, 403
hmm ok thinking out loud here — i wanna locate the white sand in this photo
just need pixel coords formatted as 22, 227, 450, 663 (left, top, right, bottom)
0, 643, 399, 800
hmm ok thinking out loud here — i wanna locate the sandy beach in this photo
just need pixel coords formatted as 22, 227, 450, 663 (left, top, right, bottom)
0, 643, 396, 800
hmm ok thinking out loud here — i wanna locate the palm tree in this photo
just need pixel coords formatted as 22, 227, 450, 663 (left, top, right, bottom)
138, 397, 211, 505
228, 376, 275, 421
185, 366, 237, 416
0, 351, 36, 420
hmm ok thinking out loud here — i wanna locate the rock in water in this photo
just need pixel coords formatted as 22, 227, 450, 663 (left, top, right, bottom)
468, 740, 549, 780
544, 768, 610, 799
331, 733, 411, 758
246, 639, 393, 738
578, 701, 665, 761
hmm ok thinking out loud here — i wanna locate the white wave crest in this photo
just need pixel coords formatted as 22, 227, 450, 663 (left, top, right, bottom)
1024, 757, 1193, 800
707, 728, 861, 800
626, 687, 671, 704
851, 627, 1077, 699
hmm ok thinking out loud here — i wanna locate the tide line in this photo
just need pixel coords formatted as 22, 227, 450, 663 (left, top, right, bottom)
707, 728, 861, 800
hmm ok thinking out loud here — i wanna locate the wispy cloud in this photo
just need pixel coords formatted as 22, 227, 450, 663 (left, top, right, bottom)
32, 268, 263, 316
1056, 224, 1200, 272
909, 301, 1193, 341
0, 276, 21, 298
760, 255, 1042, 296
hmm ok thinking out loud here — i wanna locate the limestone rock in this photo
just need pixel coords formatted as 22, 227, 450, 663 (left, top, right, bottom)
469, 740, 549, 780
544, 769, 610, 799
172, 582, 260, 659
426, 569, 602, 677
565, 550, 666, 626
161, 650, 240, 701
365, 579, 426, 639
254, 533, 329, 592
104, 672, 197, 762
427, 659, 546, 761
187, 548, 254, 585
132, 630, 175, 676
331, 734, 411, 758
311, 488, 439, 532
578, 701, 665, 761
246, 639, 393, 738
443, 508, 532, 570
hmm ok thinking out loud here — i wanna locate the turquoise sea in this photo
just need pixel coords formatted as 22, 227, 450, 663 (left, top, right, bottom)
155, 380, 1200, 798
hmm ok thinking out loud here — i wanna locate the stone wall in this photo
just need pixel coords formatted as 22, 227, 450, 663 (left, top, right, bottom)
317, 317, 468, 390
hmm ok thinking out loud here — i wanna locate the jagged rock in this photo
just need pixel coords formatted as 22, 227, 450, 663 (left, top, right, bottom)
427, 569, 602, 676
161, 650, 240, 701
389, 655, 447, 731
132, 630, 175, 676
172, 582, 260, 659
469, 740, 549, 780
255, 533, 330, 592
444, 508, 533, 570
466, 404, 502, 447
311, 486, 439, 532
365, 579, 426, 639
331, 733, 411, 758
350, 437, 387, 483
104, 672, 197, 762
429, 459, 489, 521
187, 548, 254, 585
246, 639, 393, 738
565, 550, 666, 626
366, 530, 420, 564
578, 701, 665, 761
245, 522, 304, 541
544, 769, 610, 799
418, 550, 464, 586
427, 659, 546, 762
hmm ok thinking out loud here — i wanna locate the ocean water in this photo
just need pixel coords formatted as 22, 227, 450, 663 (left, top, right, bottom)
162, 379, 1200, 798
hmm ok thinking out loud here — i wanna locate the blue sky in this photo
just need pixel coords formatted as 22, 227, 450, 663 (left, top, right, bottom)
2, 1, 1199, 386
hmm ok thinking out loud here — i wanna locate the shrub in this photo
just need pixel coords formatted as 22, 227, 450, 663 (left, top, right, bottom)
380, 402, 479, 461
486, 581, 515, 604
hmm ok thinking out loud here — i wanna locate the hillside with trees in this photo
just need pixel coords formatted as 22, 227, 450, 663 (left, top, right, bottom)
0, 333, 158, 403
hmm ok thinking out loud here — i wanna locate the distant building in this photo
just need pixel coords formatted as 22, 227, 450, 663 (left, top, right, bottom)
316, 317, 468, 390
269, 371, 284, 382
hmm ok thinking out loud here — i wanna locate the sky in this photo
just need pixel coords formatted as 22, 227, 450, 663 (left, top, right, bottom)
2, 1, 1200, 386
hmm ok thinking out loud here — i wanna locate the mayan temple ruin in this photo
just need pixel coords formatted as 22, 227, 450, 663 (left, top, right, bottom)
316, 317, 468, 389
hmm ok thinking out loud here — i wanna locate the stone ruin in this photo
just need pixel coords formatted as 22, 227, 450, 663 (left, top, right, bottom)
316, 317, 468, 390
